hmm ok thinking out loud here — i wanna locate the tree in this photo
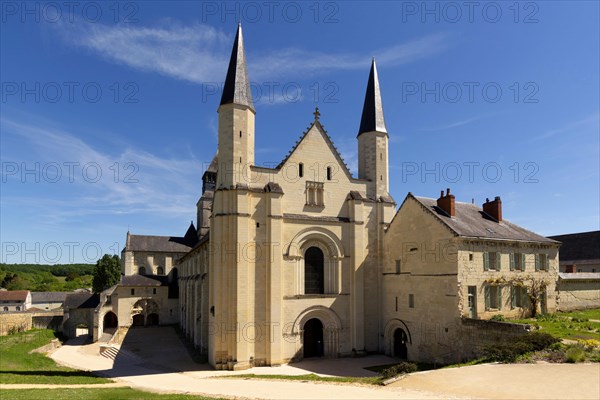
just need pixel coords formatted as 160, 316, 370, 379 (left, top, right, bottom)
92, 254, 121, 293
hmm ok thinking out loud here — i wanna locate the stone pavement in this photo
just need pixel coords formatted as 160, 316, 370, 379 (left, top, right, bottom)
48, 327, 600, 399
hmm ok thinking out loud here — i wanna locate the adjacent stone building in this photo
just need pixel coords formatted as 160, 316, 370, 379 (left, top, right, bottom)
0, 290, 31, 312
548, 231, 600, 273
382, 192, 560, 364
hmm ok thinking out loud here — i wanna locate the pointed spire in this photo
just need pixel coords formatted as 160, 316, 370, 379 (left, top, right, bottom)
358, 58, 387, 136
220, 23, 254, 112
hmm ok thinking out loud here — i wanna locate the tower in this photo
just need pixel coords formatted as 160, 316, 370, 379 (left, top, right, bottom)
217, 23, 255, 188
357, 58, 389, 200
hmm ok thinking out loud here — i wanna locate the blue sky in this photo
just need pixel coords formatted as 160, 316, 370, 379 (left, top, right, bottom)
1, 1, 598, 264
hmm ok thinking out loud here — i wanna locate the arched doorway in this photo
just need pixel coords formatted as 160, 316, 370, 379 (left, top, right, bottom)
305, 247, 324, 294
393, 328, 408, 359
147, 313, 159, 326
103, 311, 118, 329
132, 314, 145, 327
303, 318, 324, 358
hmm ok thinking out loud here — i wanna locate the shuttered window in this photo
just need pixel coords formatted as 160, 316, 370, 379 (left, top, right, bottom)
485, 285, 501, 310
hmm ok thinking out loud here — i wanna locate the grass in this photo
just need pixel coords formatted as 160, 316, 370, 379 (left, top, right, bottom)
0, 388, 221, 400
223, 373, 383, 385
512, 309, 600, 340
0, 329, 110, 384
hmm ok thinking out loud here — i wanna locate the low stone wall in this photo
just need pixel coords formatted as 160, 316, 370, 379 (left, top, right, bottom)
557, 274, 600, 311
32, 311, 64, 331
459, 317, 530, 360
0, 312, 32, 336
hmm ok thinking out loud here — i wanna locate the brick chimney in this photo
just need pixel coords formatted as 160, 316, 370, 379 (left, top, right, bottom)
437, 188, 455, 217
483, 196, 502, 222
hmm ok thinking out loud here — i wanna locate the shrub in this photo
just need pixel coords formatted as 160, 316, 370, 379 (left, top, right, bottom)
482, 332, 559, 363
490, 314, 505, 322
380, 362, 418, 379
565, 345, 586, 363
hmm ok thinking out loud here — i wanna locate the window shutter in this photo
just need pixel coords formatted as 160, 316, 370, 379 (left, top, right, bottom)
535, 254, 540, 271
497, 286, 502, 310
484, 252, 489, 271
511, 286, 516, 309
545, 254, 550, 271
521, 254, 526, 271
510, 254, 515, 271
496, 252, 501, 271
484, 286, 490, 310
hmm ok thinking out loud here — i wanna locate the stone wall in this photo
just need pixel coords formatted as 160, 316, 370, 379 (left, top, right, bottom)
32, 311, 63, 331
0, 312, 32, 336
557, 274, 600, 311
459, 317, 530, 360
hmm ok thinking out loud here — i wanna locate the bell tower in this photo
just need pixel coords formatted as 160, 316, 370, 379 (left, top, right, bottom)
217, 23, 255, 188
357, 58, 389, 200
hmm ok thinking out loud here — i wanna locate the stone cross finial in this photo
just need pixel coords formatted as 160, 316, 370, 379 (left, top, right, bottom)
313, 107, 320, 121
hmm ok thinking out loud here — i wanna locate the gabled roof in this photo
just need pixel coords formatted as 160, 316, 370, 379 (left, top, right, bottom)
121, 275, 162, 287
220, 24, 254, 112
276, 118, 354, 181
548, 231, 600, 262
358, 58, 387, 136
31, 292, 69, 303
0, 290, 29, 301
406, 194, 558, 244
63, 293, 99, 309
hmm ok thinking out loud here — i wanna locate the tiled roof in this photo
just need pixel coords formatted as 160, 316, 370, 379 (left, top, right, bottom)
120, 275, 163, 287
31, 292, 69, 303
63, 293, 99, 309
410, 194, 558, 244
126, 234, 195, 253
548, 231, 600, 262
0, 290, 29, 301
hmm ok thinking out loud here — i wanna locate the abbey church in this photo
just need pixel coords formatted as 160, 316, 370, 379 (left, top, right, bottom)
100, 25, 560, 369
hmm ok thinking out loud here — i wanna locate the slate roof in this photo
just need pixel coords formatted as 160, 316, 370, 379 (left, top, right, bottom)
220, 24, 254, 111
126, 233, 196, 253
121, 275, 163, 287
410, 194, 558, 244
0, 290, 29, 302
548, 231, 600, 262
358, 58, 387, 136
31, 292, 69, 304
63, 293, 99, 309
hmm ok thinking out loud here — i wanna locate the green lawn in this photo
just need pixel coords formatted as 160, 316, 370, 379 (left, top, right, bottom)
0, 388, 220, 400
224, 373, 382, 385
0, 329, 110, 384
512, 309, 600, 341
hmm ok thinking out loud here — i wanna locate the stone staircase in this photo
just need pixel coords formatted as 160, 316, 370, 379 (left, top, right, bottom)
99, 344, 141, 364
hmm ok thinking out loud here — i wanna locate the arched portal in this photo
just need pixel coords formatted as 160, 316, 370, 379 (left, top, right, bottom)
103, 311, 118, 329
132, 314, 144, 327
147, 313, 159, 326
303, 318, 324, 358
305, 247, 324, 294
393, 328, 408, 359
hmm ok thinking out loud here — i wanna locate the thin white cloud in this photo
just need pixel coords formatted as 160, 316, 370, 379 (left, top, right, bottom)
53, 20, 449, 85
530, 112, 599, 142
419, 113, 496, 132
1, 116, 203, 224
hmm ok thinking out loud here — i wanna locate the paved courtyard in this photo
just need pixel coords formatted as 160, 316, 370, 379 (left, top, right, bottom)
48, 326, 599, 399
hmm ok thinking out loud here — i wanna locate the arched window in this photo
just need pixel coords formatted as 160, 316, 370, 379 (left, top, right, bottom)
16, 306, 20, 311
3, 307, 8, 311
138, 266, 146, 275
157, 266, 164, 275
305, 247, 324, 294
